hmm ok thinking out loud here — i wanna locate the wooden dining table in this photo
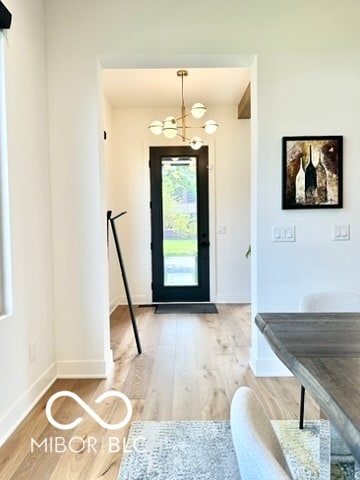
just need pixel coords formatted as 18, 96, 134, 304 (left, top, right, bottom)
255, 312, 360, 463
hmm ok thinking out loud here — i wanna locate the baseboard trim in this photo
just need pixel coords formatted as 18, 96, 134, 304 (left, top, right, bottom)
0, 351, 115, 446
116, 294, 148, 305
56, 357, 114, 379
112, 296, 251, 307
0, 362, 57, 447
249, 349, 292, 377
215, 293, 251, 303
109, 302, 118, 315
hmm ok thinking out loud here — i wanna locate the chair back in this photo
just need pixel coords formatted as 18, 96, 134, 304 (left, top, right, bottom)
230, 386, 291, 480
299, 292, 360, 312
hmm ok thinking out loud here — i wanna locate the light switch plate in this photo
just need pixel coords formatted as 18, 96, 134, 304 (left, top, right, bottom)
272, 226, 296, 242
333, 224, 350, 241
217, 225, 227, 234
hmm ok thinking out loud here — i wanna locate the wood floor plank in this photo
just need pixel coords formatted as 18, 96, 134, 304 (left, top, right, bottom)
141, 344, 176, 421
0, 379, 76, 479
207, 318, 234, 355
7, 380, 101, 480
134, 307, 162, 354
188, 318, 220, 371
191, 367, 229, 419
218, 350, 250, 402
121, 352, 154, 399
0, 304, 320, 480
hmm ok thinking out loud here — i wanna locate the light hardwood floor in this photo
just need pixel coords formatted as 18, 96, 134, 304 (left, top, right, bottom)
0, 304, 320, 479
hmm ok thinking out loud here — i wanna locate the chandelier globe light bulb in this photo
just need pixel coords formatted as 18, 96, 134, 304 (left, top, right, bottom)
149, 120, 163, 135
204, 119, 219, 134
190, 136, 204, 150
162, 116, 178, 139
191, 102, 207, 119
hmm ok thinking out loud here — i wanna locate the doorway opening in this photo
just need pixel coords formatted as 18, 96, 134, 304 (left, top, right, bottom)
101, 59, 252, 310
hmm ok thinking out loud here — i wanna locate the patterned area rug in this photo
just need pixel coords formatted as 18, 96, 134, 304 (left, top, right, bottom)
117, 419, 356, 480
273, 421, 360, 480
272, 420, 329, 480
118, 421, 238, 480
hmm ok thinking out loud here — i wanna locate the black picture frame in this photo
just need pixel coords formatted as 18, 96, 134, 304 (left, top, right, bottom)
282, 136, 343, 209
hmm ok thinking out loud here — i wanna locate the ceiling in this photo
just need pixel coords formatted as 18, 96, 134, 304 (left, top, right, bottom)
102, 67, 250, 109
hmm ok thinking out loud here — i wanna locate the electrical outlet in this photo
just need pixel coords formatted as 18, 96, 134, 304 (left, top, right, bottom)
29, 341, 36, 362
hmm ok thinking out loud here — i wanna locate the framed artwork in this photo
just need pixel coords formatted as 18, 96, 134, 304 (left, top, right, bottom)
282, 136, 343, 209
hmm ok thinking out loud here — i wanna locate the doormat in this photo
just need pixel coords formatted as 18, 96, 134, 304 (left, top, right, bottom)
155, 303, 218, 314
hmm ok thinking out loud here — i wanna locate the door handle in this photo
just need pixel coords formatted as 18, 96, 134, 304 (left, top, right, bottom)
200, 241, 210, 247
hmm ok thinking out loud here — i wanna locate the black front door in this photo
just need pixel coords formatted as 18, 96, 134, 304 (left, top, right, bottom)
150, 146, 210, 302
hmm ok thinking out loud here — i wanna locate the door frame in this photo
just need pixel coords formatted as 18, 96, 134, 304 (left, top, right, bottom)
144, 140, 216, 303
149, 146, 210, 302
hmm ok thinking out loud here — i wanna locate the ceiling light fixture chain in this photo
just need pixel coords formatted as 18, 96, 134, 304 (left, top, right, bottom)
148, 69, 219, 150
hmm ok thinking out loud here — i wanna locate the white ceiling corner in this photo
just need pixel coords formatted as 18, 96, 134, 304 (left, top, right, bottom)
102, 67, 250, 109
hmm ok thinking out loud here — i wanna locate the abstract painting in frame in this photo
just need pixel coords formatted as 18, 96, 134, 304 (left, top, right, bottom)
282, 136, 343, 209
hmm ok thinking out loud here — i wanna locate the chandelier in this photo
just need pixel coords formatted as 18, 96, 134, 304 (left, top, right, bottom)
148, 69, 219, 150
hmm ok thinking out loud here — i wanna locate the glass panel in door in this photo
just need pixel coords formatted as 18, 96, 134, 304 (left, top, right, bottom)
162, 156, 198, 286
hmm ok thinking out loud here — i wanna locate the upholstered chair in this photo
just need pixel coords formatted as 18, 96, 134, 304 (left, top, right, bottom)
230, 386, 291, 480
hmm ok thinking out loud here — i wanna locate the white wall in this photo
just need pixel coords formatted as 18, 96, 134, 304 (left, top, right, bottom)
250, 52, 360, 375
46, 42, 112, 378
0, 0, 56, 445
213, 106, 251, 303
102, 93, 120, 313
103, 103, 251, 305
42, 0, 360, 393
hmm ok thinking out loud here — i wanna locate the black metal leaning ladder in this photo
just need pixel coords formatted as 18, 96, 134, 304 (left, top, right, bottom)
107, 210, 142, 354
